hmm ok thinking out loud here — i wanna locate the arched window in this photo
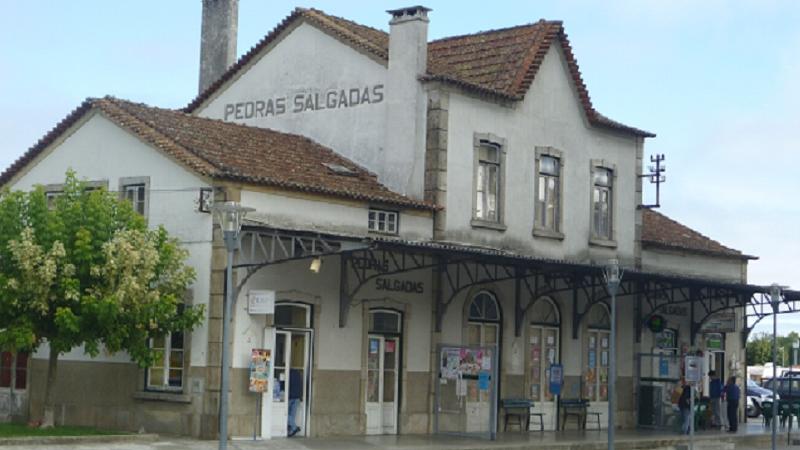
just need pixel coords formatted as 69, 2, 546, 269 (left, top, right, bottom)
275, 302, 312, 328
529, 297, 560, 325
466, 291, 500, 347
584, 303, 610, 403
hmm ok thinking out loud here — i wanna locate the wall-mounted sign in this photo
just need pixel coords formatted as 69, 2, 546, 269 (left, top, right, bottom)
700, 312, 736, 333
223, 84, 385, 120
549, 364, 563, 396
353, 256, 389, 273
249, 348, 271, 393
656, 329, 677, 349
647, 315, 666, 333
705, 333, 724, 350
375, 277, 424, 294
663, 305, 688, 317
248, 290, 275, 315
685, 355, 703, 384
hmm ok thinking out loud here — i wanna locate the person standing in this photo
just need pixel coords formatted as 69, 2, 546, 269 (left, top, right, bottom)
679, 384, 692, 435
287, 368, 303, 437
723, 376, 740, 432
708, 370, 723, 428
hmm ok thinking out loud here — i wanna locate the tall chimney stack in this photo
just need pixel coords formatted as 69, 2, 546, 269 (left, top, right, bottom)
383, 6, 431, 199
199, 0, 239, 94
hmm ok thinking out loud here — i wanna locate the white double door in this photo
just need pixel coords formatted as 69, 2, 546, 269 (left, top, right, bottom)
366, 335, 399, 435
271, 329, 311, 438
529, 325, 559, 430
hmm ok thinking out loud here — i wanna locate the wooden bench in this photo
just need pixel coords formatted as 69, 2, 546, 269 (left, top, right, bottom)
501, 399, 544, 432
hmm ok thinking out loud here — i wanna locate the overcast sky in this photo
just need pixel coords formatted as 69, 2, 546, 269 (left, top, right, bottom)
1, 1, 798, 336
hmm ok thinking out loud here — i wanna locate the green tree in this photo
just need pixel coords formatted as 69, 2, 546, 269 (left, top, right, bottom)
0, 172, 204, 427
746, 333, 773, 366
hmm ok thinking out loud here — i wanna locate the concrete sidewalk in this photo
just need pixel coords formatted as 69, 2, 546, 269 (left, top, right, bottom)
0, 424, 792, 450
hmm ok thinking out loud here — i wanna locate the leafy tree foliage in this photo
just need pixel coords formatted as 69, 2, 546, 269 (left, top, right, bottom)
747, 331, 800, 366
0, 172, 204, 426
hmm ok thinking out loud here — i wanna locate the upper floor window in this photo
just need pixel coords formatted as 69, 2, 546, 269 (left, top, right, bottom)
368, 209, 399, 234
119, 176, 149, 217
536, 155, 561, 232
474, 140, 504, 224
124, 184, 146, 215
592, 167, 613, 240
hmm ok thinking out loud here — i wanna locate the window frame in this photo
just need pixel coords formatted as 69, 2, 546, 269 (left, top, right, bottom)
471, 134, 507, 230
119, 176, 150, 219
533, 147, 565, 239
367, 208, 400, 235
146, 331, 185, 392
589, 161, 617, 247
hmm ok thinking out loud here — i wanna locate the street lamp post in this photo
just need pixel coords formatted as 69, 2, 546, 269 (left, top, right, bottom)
212, 201, 254, 450
770, 283, 781, 450
603, 259, 622, 450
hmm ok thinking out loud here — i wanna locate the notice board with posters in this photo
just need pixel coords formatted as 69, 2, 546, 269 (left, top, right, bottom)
249, 348, 272, 393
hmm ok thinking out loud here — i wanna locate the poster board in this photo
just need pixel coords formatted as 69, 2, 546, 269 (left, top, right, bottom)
249, 348, 271, 393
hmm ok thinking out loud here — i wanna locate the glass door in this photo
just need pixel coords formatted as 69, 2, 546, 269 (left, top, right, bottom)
529, 326, 559, 430
366, 335, 399, 434
271, 330, 310, 438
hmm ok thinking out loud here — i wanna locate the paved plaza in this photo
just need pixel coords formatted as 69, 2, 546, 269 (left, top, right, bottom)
0, 423, 797, 450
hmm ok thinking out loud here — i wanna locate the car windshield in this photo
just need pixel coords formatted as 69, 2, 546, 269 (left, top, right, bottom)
748, 379, 758, 388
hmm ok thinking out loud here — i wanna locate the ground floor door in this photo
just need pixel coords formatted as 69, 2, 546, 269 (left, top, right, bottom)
529, 325, 559, 430
271, 329, 312, 437
466, 321, 499, 432
366, 335, 399, 435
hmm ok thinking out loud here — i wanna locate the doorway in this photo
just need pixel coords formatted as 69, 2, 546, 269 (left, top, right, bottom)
271, 303, 313, 438
465, 291, 501, 433
366, 309, 401, 435
528, 297, 560, 430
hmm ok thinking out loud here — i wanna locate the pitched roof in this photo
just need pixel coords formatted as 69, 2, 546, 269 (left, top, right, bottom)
0, 97, 435, 211
184, 8, 654, 138
641, 209, 755, 260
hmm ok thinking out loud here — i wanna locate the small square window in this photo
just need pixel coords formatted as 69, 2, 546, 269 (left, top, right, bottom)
367, 209, 398, 234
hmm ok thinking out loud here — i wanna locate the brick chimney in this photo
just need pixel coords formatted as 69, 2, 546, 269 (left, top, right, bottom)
383, 6, 431, 200
199, 0, 239, 94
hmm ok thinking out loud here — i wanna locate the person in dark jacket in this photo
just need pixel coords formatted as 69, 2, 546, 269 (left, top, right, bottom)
723, 376, 740, 432
679, 384, 692, 435
287, 368, 303, 437
708, 370, 723, 428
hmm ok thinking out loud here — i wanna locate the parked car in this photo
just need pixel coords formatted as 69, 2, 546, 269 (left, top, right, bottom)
762, 377, 799, 402
746, 378, 779, 418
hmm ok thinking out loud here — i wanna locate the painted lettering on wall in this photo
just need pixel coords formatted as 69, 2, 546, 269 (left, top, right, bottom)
663, 305, 688, 317
224, 84, 384, 120
375, 277, 424, 294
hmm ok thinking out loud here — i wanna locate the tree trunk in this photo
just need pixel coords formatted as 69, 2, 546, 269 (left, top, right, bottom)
41, 349, 59, 428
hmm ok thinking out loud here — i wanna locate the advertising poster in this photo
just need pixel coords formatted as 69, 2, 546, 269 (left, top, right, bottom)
548, 364, 563, 396
249, 348, 271, 393
478, 371, 490, 390
441, 348, 461, 380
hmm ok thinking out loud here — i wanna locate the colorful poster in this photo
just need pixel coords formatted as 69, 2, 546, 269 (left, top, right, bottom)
481, 353, 492, 371
589, 350, 596, 369
249, 348, 271, 393
548, 364, 563, 396
386, 340, 396, 353
370, 339, 379, 354
441, 348, 461, 380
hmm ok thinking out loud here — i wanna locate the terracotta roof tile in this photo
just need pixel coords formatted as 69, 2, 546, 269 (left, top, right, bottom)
185, 9, 654, 137
0, 97, 435, 211
641, 209, 755, 260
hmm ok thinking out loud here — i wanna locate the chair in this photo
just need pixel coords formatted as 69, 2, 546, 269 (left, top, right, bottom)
762, 400, 774, 427
779, 401, 793, 428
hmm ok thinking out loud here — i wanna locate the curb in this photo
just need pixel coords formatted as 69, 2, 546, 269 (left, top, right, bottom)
0, 433, 159, 446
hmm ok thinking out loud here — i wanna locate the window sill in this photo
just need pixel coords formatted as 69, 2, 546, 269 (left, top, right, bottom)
532, 227, 564, 241
470, 219, 507, 231
589, 237, 617, 249
133, 390, 192, 404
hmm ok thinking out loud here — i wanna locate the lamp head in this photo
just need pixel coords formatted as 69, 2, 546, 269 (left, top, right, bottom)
605, 259, 621, 284
211, 201, 255, 235
770, 283, 782, 307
